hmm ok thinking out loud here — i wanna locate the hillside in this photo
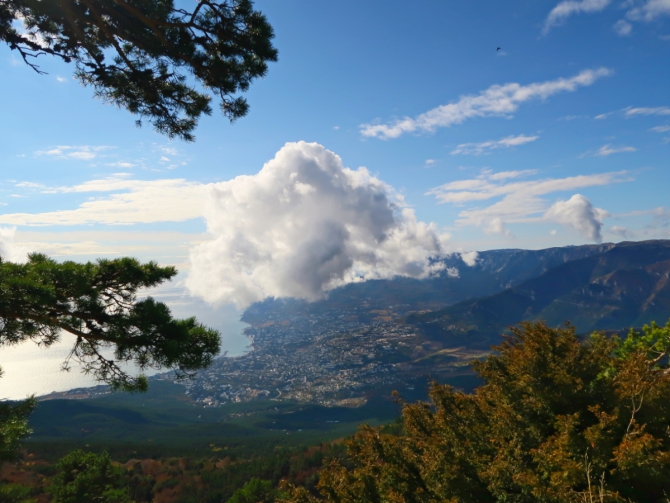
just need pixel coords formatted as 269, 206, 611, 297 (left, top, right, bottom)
241, 242, 615, 324
408, 240, 670, 347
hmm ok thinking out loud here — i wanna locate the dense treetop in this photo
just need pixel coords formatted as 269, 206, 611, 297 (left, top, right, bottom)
287, 321, 670, 503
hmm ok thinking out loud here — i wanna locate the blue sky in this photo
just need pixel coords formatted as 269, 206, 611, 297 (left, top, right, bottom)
0, 0, 669, 306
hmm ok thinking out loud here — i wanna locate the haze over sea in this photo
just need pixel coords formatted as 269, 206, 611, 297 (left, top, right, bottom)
0, 291, 249, 400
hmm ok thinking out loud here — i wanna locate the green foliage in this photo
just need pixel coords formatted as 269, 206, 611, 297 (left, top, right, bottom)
47, 450, 132, 503
1, 441, 348, 503
0, 384, 35, 462
616, 320, 670, 363
227, 478, 279, 503
0, 0, 277, 141
285, 321, 670, 503
0, 483, 38, 503
0, 254, 220, 392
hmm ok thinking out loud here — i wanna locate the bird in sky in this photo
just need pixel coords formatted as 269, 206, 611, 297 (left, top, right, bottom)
497, 47, 501, 51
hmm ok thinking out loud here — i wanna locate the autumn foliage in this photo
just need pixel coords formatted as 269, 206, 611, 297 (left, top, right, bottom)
287, 321, 670, 503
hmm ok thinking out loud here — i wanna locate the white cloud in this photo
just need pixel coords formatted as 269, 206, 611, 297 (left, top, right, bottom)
543, 0, 670, 36
544, 194, 608, 242
459, 251, 479, 266
485, 217, 511, 236
427, 170, 619, 205
12, 14, 49, 49
626, 107, 670, 116
15, 181, 46, 189
186, 142, 450, 308
451, 134, 539, 155
610, 225, 630, 238
543, 0, 611, 34
487, 169, 538, 181
595, 144, 637, 156
0, 176, 205, 226
159, 146, 178, 156
35, 145, 113, 161
0, 227, 29, 262
650, 125, 670, 132
426, 170, 625, 240
626, 0, 670, 21
613, 19, 633, 35
425, 159, 436, 165
360, 68, 611, 139
2, 229, 208, 265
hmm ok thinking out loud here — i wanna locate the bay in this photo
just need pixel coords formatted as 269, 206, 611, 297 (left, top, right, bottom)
0, 288, 249, 400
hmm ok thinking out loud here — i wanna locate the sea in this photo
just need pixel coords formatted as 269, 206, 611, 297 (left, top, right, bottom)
0, 288, 250, 400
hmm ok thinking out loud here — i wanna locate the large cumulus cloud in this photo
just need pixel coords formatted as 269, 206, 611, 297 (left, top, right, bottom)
186, 142, 449, 308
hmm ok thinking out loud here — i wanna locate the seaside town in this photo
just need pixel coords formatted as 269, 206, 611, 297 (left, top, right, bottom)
182, 301, 481, 407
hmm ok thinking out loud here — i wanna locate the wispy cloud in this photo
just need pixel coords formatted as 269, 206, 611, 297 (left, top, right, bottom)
594, 144, 637, 156
626, 0, 670, 21
35, 145, 114, 161
426, 170, 627, 240
593, 106, 670, 121
15, 182, 46, 189
613, 19, 633, 36
650, 125, 670, 132
626, 106, 670, 116
0, 176, 206, 226
610, 225, 630, 239
360, 68, 611, 140
543, 0, 670, 36
543, 0, 611, 34
451, 134, 539, 155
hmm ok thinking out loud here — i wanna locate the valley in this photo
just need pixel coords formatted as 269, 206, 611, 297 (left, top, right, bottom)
172, 240, 670, 408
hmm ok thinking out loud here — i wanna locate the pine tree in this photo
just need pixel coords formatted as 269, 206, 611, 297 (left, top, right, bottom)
0, 0, 278, 141
0, 254, 221, 461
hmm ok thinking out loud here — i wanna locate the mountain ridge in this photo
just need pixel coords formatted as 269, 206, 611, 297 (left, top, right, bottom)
407, 240, 670, 347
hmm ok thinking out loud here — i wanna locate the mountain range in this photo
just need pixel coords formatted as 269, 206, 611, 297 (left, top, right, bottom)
244, 240, 670, 346
407, 240, 670, 347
